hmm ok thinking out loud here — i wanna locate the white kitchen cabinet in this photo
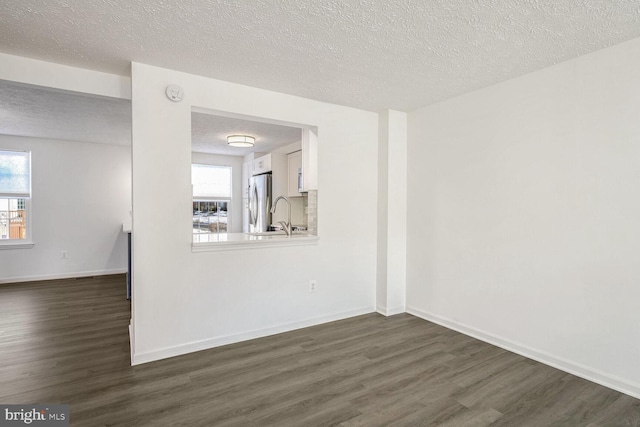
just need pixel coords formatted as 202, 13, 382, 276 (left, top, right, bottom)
253, 154, 272, 175
242, 162, 251, 198
287, 150, 302, 197
301, 128, 318, 191
268, 153, 288, 224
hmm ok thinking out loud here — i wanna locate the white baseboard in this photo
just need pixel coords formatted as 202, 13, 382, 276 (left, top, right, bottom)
132, 306, 376, 365
0, 268, 127, 284
376, 305, 405, 317
406, 306, 640, 400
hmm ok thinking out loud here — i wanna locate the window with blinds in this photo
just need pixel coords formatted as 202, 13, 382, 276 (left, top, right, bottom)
0, 150, 31, 242
191, 164, 232, 235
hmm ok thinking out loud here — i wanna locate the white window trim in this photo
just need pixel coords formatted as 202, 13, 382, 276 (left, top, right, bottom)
0, 242, 34, 249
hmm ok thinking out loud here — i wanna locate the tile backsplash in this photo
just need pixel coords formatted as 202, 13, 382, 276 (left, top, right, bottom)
302, 195, 308, 227
307, 190, 317, 235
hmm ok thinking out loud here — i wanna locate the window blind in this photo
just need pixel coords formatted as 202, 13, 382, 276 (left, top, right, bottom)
0, 150, 31, 198
191, 164, 232, 199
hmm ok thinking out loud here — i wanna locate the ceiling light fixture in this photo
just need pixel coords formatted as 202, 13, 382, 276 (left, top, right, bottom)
227, 135, 255, 148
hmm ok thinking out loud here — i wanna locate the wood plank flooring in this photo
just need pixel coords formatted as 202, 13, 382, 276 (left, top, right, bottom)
1, 275, 639, 426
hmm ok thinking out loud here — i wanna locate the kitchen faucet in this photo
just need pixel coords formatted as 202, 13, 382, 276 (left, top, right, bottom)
270, 196, 292, 236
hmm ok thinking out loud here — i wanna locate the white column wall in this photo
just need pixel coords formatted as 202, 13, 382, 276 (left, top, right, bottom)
131, 63, 379, 364
376, 110, 407, 316
376, 112, 389, 312
386, 110, 408, 313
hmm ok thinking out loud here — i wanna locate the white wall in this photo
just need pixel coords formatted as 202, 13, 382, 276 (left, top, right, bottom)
406, 37, 640, 398
191, 152, 243, 233
0, 135, 131, 282
131, 63, 378, 364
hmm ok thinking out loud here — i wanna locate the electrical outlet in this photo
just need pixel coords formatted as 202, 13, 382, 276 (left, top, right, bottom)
309, 280, 317, 293
61, 250, 68, 260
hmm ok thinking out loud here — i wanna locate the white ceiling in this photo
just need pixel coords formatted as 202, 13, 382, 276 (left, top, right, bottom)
192, 112, 301, 157
1, 1, 639, 112
0, 79, 131, 145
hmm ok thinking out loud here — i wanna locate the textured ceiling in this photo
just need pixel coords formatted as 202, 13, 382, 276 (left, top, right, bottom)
0, 80, 131, 145
0, 80, 300, 152
1, 1, 640, 111
192, 112, 301, 157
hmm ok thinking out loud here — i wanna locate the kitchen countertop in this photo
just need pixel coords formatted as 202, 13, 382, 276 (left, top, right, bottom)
192, 232, 318, 252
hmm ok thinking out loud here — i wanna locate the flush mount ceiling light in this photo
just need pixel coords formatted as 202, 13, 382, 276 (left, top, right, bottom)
227, 135, 255, 148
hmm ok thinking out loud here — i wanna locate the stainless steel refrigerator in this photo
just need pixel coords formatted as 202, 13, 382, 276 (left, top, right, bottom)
248, 173, 272, 232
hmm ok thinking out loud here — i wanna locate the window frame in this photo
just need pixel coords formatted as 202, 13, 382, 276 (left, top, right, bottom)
192, 199, 231, 235
191, 164, 232, 236
0, 149, 33, 249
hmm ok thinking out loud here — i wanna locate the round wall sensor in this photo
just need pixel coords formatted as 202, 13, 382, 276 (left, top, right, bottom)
165, 85, 184, 102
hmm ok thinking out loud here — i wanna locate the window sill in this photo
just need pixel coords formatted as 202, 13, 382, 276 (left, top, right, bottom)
192, 232, 318, 252
0, 241, 34, 250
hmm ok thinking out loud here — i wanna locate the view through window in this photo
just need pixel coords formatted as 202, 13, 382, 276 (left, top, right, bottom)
0, 150, 31, 242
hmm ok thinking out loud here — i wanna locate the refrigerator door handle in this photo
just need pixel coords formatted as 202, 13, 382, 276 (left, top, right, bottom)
250, 184, 258, 227
266, 194, 271, 221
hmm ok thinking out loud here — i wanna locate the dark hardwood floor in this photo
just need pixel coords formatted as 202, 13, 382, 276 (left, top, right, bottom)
0, 275, 638, 426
